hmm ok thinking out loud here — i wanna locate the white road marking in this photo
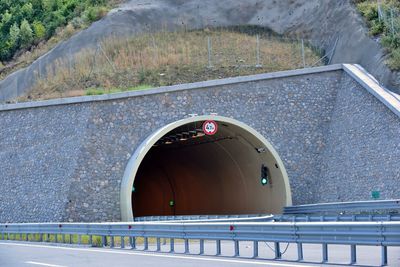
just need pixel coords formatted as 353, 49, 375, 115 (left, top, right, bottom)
25, 261, 67, 267
1, 242, 315, 267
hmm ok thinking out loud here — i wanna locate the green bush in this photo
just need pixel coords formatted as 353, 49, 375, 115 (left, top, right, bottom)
387, 48, 400, 70
32, 21, 46, 41
356, 0, 400, 70
20, 19, 33, 48
84, 6, 108, 23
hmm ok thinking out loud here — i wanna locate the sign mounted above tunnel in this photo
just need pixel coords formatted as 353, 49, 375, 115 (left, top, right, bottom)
120, 115, 292, 222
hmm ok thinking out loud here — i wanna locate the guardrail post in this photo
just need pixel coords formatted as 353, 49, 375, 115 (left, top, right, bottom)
253, 241, 258, 258
89, 235, 93, 246
216, 240, 221, 256
156, 238, 161, 251
62, 234, 65, 243
121, 236, 125, 248
322, 243, 328, 263
110, 236, 114, 248
144, 237, 148, 250
234, 240, 239, 257
199, 239, 204, 255
274, 242, 281, 259
78, 235, 82, 245
297, 243, 303, 261
39, 234, 43, 242
381, 246, 388, 266
350, 244, 357, 264
69, 234, 72, 244
170, 238, 175, 253
102, 236, 107, 247
25, 234, 29, 241
130, 237, 136, 249
184, 239, 189, 254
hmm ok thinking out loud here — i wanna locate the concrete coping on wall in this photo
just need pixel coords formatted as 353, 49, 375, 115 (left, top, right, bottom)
342, 64, 400, 118
0, 63, 399, 119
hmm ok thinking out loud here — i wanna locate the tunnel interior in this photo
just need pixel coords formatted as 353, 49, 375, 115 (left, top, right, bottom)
131, 120, 289, 218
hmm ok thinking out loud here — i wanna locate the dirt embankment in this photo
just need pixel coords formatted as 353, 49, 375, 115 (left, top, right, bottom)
0, 0, 398, 101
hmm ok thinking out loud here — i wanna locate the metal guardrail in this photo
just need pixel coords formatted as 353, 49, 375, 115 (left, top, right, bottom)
284, 199, 400, 214
135, 214, 273, 222
273, 214, 400, 222
1, 221, 399, 266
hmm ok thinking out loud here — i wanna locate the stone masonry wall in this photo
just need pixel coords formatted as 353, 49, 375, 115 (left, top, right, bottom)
317, 74, 400, 202
0, 67, 398, 223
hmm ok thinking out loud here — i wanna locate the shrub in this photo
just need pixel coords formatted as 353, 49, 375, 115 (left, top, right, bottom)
84, 6, 108, 23
20, 19, 34, 48
32, 21, 46, 41
387, 48, 400, 70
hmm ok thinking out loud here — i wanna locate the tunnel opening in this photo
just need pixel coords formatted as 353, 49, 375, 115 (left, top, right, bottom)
121, 116, 291, 221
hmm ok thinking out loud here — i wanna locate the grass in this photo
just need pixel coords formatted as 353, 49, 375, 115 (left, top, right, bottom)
355, 0, 400, 70
17, 28, 323, 102
85, 84, 153, 96
0, 233, 197, 248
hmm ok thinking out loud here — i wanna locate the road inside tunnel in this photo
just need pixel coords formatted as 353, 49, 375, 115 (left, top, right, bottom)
121, 116, 291, 221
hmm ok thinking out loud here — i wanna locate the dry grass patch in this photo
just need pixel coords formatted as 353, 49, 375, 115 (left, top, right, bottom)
20, 29, 323, 101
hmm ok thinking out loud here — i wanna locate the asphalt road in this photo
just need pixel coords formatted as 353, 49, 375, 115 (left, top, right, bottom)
0, 241, 399, 267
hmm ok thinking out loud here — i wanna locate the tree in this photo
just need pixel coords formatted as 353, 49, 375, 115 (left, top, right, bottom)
20, 19, 33, 48
9, 22, 20, 48
32, 21, 46, 41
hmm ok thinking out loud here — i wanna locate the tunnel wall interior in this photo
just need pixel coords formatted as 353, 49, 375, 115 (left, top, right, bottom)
0, 66, 399, 223
131, 120, 288, 218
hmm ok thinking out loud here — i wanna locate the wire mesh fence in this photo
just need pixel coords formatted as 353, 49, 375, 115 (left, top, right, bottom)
2, 29, 334, 104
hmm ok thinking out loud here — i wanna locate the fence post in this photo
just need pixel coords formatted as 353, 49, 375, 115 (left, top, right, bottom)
207, 36, 213, 68
390, 8, 395, 36
301, 39, 306, 68
256, 34, 261, 67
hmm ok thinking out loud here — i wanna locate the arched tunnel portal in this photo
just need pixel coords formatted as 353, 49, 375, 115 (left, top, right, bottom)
120, 116, 292, 221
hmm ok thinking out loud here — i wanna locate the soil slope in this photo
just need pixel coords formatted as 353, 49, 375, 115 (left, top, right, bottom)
0, 0, 398, 101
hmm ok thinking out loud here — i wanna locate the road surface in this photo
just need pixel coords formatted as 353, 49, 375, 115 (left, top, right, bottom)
0, 241, 399, 267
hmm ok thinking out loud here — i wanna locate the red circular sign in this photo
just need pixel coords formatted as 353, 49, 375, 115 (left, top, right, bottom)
202, 120, 218, 135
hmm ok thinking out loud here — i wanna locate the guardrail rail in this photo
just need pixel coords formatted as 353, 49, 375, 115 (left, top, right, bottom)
284, 199, 400, 215
1, 221, 399, 266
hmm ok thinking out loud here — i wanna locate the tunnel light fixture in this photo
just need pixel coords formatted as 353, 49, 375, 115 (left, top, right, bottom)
169, 200, 175, 207
256, 147, 267, 153
132, 186, 136, 192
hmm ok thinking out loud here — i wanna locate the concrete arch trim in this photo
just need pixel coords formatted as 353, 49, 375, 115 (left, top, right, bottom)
120, 115, 292, 222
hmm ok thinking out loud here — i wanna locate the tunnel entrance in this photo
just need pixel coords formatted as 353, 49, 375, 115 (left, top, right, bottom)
120, 115, 291, 221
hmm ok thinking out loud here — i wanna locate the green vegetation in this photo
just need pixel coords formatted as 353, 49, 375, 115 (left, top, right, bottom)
85, 85, 153, 95
0, 233, 190, 247
0, 0, 121, 65
355, 0, 400, 69
19, 29, 322, 101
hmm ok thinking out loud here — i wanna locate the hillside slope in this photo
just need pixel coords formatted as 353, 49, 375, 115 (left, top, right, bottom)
0, 0, 398, 101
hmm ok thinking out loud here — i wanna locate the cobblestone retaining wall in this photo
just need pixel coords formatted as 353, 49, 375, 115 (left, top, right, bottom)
0, 66, 398, 222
